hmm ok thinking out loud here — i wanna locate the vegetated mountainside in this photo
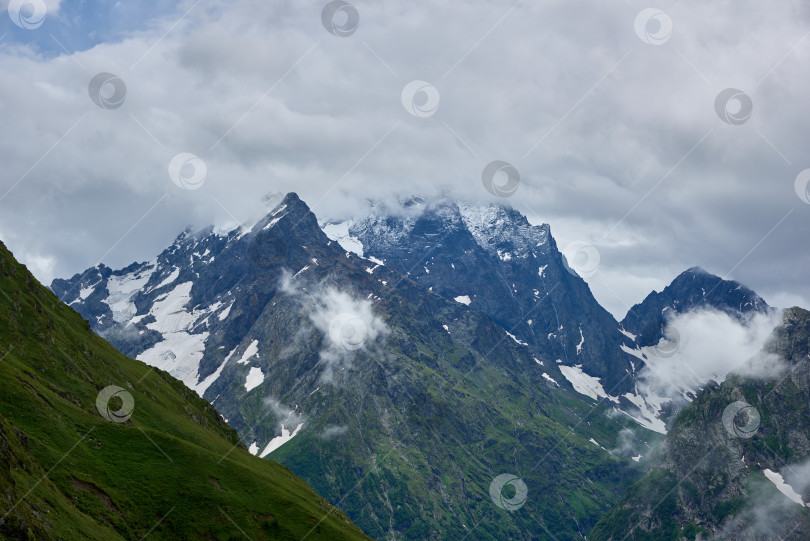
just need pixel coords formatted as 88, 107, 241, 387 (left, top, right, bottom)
0, 240, 370, 540
621, 266, 770, 347
52, 193, 649, 540
591, 306, 810, 540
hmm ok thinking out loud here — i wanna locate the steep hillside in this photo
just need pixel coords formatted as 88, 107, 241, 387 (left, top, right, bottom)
0, 240, 370, 540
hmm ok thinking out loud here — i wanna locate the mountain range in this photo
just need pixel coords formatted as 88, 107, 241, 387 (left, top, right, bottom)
332, 197, 771, 432
46, 192, 790, 539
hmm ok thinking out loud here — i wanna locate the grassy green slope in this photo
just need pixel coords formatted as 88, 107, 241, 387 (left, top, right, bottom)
0, 240, 370, 540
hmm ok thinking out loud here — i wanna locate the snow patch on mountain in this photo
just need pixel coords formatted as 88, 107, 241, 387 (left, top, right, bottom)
217, 302, 233, 321
322, 221, 364, 257
556, 350, 669, 433
195, 347, 236, 396
505, 330, 527, 346
619, 328, 637, 341
245, 367, 265, 392
259, 423, 304, 458
154, 267, 180, 290
237, 340, 260, 365
454, 295, 471, 305
559, 364, 619, 404
542, 373, 559, 386
763, 469, 806, 506
79, 283, 98, 300
136, 281, 209, 390
146, 282, 197, 332
263, 215, 286, 230
588, 438, 608, 451
619, 391, 668, 434
103, 265, 155, 322
620, 344, 647, 362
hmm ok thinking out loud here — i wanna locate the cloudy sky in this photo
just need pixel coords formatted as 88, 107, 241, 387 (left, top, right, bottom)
1, 0, 809, 319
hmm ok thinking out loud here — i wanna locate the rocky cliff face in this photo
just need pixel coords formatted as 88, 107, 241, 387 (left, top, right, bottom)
591, 307, 810, 540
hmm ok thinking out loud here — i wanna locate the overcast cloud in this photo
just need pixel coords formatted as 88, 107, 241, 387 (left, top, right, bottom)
0, 0, 808, 318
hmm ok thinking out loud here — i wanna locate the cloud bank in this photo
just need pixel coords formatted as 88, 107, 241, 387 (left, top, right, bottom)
637, 309, 785, 405
0, 0, 808, 317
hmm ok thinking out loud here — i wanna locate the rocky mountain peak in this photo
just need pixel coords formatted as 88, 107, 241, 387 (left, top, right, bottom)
621, 266, 770, 346
783, 305, 810, 327
457, 201, 551, 259
241, 191, 318, 236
